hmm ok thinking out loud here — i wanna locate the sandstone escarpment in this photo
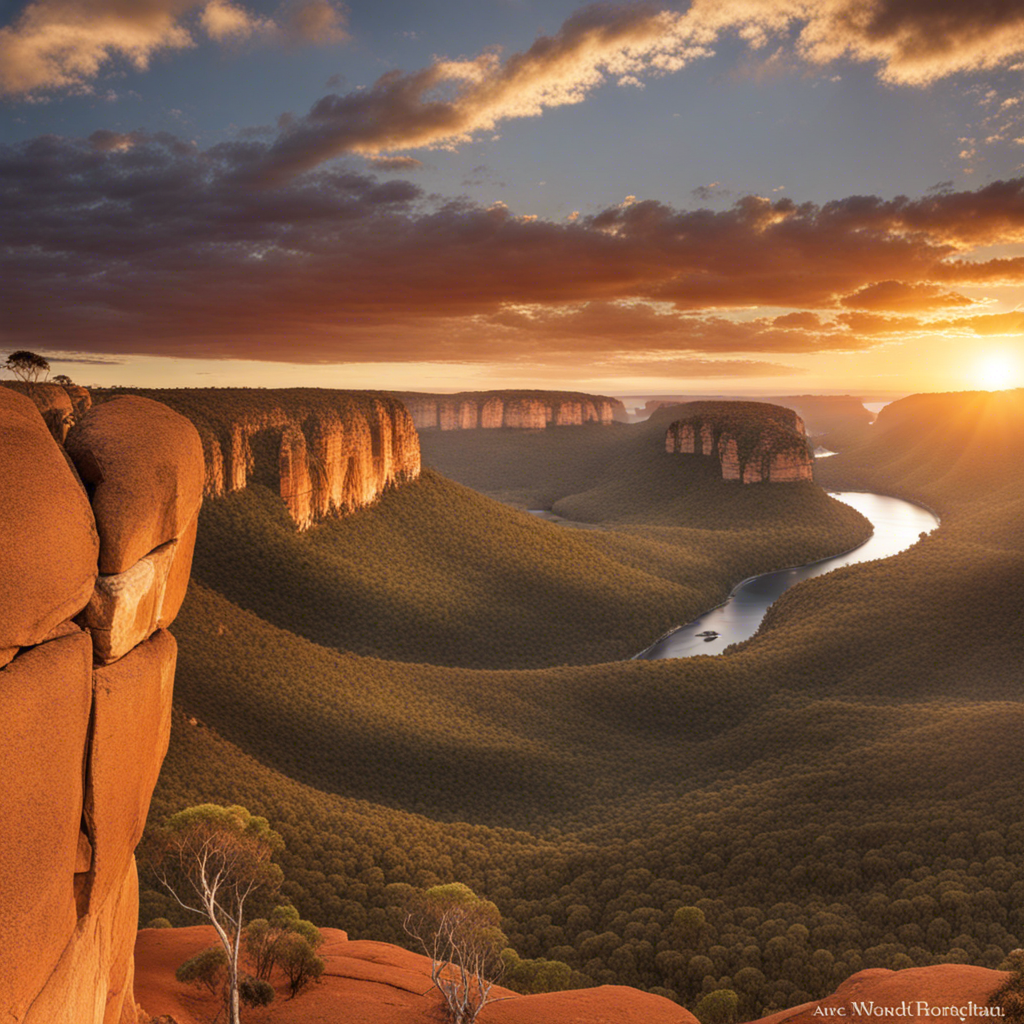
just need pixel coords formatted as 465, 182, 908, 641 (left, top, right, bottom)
394, 390, 628, 430
665, 402, 814, 483
1, 388, 202, 1024
95, 389, 421, 530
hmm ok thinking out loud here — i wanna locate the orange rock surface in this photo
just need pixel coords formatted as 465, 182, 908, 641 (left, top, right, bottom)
757, 965, 1008, 1024
396, 390, 627, 430
0, 387, 98, 650
0, 380, 76, 440
134, 927, 698, 1024
65, 396, 205, 573
86, 631, 176, 912
666, 402, 814, 484
0, 631, 93, 1021
104, 389, 422, 529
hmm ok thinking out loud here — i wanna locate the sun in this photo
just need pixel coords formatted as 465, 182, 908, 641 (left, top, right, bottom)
971, 350, 1021, 391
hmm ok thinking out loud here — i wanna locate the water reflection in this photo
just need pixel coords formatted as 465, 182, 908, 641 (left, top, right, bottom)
634, 492, 938, 660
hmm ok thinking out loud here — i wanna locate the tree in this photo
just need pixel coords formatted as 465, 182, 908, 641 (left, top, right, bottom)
175, 947, 228, 995
4, 350, 50, 387
243, 903, 325, 996
53, 374, 73, 385
277, 932, 326, 998
146, 805, 284, 1024
404, 883, 507, 1024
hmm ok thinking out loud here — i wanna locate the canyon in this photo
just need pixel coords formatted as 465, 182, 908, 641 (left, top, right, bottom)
394, 390, 628, 430
664, 402, 814, 483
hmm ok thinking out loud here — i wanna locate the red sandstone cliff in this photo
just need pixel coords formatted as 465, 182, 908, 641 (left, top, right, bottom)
393, 390, 628, 430
1, 389, 203, 1024
665, 402, 814, 483
94, 389, 421, 530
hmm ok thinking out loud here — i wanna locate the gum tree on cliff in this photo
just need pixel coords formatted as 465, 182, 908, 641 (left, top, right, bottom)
147, 805, 284, 1024
3, 350, 50, 388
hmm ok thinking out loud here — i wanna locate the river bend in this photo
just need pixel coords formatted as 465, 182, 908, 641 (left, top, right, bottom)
634, 492, 939, 660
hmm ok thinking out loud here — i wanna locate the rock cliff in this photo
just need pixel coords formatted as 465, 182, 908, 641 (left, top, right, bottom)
1, 389, 203, 1024
94, 389, 421, 530
664, 402, 814, 483
393, 390, 628, 430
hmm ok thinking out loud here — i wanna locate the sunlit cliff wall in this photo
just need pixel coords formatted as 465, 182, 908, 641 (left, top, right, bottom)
394, 390, 628, 430
1, 390, 203, 1024
665, 402, 814, 483
94, 389, 422, 530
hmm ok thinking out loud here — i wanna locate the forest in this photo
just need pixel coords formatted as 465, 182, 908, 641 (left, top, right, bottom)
141, 390, 1024, 1018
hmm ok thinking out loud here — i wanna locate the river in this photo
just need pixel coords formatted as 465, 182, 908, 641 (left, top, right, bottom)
634, 492, 939, 660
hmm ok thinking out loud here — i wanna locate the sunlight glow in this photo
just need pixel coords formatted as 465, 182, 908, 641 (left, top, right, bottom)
972, 351, 1021, 391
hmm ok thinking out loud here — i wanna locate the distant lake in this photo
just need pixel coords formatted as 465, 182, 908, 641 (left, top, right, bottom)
634, 492, 939, 660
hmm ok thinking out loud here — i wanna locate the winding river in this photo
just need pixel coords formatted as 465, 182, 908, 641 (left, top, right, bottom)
634, 492, 939, 660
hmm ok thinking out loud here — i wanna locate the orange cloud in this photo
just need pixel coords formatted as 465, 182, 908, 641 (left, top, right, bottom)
0, 0, 348, 96
839, 280, 974, 312
1, 132, 1022, 369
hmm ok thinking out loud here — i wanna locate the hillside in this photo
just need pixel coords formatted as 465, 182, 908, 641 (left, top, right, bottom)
142, 389, 1024, 1019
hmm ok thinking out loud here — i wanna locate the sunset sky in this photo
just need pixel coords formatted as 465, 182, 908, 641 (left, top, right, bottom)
2, 0, 1024, 395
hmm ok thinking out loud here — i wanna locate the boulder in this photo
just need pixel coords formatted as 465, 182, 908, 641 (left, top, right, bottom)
62, 384, 93, 421
22, 858, 140, 1024
79, 518, 197, 664
84, 631, 176, 912
0, 632, 93, 1022
65, 397, 204, 574
1, 381, 75, 441
0, 387, 99, 649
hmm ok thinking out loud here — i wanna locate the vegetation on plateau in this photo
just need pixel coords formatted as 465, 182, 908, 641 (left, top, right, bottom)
139, 389, 1024, 1019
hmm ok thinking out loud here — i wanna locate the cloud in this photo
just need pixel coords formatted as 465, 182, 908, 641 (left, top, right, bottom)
200, 0, 272, 42
2, 130, 1024, 369
282, 0, 348, 44
367, 155, 424, 172
0, 0, 197, 96
691, 182, 733, 203
839, 280, 975, 312
0, 0, 347, 96
233, 1, 1024, 183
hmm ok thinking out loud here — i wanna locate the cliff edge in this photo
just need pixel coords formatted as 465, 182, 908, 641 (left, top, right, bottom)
94, 389, 421, 530
393, 389, 628, 430
1, 389, 203, 1024
664, 401, 814, 483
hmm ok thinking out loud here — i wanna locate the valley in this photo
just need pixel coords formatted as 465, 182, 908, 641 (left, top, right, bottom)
137, 388, 1024, 1019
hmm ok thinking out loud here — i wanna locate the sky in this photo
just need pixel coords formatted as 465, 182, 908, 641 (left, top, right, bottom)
2, 0, 1024, 396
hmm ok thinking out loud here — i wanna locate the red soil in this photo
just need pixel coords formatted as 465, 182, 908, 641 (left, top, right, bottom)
133, 926, 698, 1023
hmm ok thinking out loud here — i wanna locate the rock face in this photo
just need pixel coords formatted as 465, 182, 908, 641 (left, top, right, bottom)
665, 402, 814, 484
0, 388, 99, 651
394, 390, 628, 431
93, 389, 422, 530
1, 387, 201, 1024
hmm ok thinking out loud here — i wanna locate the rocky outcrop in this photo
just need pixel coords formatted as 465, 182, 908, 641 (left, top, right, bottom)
394, 390, 628, 430
93, 389, 421, 530
665, 402, 814, 483
1, 380, 92, 442
1, 387, 202, 1024
134, 926, 699, 1024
